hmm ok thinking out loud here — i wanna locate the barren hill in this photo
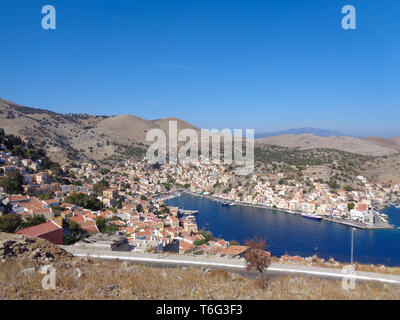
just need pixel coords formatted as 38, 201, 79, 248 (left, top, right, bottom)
362, 136, 400, 153
0, 98, 200, 166
256, 134, 398, 156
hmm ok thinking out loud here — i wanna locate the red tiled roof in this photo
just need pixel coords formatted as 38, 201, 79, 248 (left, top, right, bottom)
16, 221, 61, 237
78, 221, 99, 233
221, 246, 248, 256
9, 195, 30, 202
357, 203, 368, 211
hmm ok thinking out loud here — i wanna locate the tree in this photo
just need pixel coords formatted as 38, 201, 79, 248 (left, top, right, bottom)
244, 237, 271, 288
328, 179, 340, 190
64, 192, 104, 211
96, 217, 119, 234
0, 214, 22, 233
96, 217, 106, 231
193, 239, 207, 246
160, 207, 170, 214
93, 180, 109, 195
198, 229, 213, 242
0, 170, 24, 194
23, 214, 47, 228
347, 202, 355, 211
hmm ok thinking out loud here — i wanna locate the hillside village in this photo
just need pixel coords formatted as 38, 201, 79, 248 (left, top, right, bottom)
0, 128, 399, 264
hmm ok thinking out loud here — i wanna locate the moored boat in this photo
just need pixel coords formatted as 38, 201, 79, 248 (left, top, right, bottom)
301, 212, 322, 220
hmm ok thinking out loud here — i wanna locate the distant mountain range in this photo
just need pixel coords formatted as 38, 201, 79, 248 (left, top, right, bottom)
255, 127, 352, 139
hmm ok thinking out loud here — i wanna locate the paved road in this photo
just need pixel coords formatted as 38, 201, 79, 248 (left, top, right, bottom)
62, 246, 400, 285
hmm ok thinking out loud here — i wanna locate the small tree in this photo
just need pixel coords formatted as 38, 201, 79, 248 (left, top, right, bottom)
0, 214, 22, 233
23, 214, 47, 228
244, 237, 271, 288
96, 217, 106, 232
0, 170, 24, 194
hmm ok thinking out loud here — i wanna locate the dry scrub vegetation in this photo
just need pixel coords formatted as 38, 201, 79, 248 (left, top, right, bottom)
1, 257, 400, 300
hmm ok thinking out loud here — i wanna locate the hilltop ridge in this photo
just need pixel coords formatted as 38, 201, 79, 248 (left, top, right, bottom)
0, 98, 200, 166
1, 97, 399, 168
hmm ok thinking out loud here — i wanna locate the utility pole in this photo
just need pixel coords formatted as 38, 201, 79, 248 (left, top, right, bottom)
351, 227, 355, 265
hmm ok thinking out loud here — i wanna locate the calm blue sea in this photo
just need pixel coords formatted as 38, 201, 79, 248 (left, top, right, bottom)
166, 193, 400, 266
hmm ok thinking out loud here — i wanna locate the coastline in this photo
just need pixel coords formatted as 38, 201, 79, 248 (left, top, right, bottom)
172, 189, 395, 230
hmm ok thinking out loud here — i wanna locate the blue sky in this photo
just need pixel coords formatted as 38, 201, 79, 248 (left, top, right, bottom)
0, 0, 399, 137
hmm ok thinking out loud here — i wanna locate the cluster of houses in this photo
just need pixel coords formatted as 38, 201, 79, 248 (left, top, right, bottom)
0, 148, 251, 257
117, 160, 398, 226
2, 141, 399, 260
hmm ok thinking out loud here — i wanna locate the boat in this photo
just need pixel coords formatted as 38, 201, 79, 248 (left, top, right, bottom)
222, 201, 231, 206
179, 209, 199, 215
229, 202, 236, 206
301, 212, 322, 220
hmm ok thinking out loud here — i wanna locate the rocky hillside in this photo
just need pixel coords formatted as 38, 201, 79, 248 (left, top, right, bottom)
362, 136, 400, 153
256, 134, 399, 156
0, 98, 200, 166
0, 232, 73, 263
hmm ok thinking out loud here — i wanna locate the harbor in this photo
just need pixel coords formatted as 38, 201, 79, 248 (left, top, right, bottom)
175, 189, 394, 230
165, 192, 400, 266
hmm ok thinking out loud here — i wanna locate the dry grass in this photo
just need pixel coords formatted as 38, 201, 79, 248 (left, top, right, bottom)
271, 255, 400, 276
354, 262, 400, 276
1, 257, 400, 300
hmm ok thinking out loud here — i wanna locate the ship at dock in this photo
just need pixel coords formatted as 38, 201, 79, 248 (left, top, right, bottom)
179, 209, 199, 215
301, 212, 323, 220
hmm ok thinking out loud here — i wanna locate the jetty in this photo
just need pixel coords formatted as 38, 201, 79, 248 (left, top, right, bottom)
153, 192, 181, 202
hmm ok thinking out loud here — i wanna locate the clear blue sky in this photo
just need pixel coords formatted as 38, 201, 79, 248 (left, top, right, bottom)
0, 0, 399, 137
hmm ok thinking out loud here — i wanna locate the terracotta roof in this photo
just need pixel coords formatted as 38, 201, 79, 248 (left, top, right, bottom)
357, 203, 368, 211
179, 241, 195, 251
43, 199, 59, 205
78, 221, 99, 233
221, 246, 248, 256
31, 208, 52, 215
110, 220, 124, 227
16, 221, 61, 237
9, 195, 30, 202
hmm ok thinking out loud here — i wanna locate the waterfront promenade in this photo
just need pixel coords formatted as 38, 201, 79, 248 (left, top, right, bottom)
173, 189, 394, 230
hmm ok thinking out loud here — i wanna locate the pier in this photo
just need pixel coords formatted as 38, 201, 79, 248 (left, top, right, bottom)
152, 192, 181, 202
